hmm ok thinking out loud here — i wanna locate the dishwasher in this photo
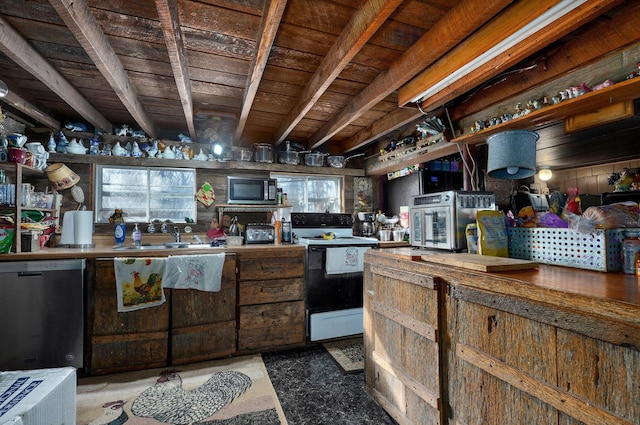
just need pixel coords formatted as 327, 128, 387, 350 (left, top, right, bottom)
0, 259, 85, 370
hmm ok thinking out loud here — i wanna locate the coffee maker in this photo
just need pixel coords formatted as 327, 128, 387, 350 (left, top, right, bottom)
358, 212, 376, 237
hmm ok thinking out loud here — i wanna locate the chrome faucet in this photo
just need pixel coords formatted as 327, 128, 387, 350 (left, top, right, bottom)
169, 225, 181, 242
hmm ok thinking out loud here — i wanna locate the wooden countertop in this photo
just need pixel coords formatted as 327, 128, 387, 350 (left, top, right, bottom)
0, 242, 305, 260
366, 248, 640, 324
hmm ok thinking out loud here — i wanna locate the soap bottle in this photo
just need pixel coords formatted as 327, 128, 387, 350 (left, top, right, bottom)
114, 221, 126, 246
132, 223, 142, 247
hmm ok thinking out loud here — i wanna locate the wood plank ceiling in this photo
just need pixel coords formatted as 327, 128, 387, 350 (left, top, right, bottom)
0, 0, 638, 167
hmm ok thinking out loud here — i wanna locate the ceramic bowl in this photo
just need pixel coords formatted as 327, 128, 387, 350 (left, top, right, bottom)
67, 146, 87, 154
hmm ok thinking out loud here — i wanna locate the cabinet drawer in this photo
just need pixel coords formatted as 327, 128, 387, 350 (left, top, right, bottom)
238, 300, 305, 351
238, 254, 305, 281
89, 332, 168, 375
238, 277, 304, 305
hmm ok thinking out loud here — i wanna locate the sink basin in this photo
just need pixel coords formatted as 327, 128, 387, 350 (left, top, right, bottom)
112, 244, 170, 251
112, 242, 223, 251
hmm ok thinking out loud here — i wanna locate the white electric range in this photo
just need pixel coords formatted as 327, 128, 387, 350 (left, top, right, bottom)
291, 213, 378, 341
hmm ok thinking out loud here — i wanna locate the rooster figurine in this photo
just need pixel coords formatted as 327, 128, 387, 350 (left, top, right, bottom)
89, 400, 128, 425
565, 187, 582, 215
131, 369, 252, 423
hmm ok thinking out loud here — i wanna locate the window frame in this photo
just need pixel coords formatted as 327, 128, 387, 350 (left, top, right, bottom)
270, 172, 344, 213
94, 165, 197, 223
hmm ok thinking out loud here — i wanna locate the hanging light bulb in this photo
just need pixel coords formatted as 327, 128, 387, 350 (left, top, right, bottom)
538, 167, 553, 181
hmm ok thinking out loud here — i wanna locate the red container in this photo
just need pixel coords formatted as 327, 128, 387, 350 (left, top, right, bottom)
8, 147, 27, 164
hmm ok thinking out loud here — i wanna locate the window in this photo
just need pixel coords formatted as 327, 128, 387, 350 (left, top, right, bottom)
95, 166, 196, 223
272, 173, 342, 213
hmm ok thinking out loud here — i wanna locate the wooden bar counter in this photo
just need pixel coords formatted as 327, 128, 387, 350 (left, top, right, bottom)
364, 247, 640, 425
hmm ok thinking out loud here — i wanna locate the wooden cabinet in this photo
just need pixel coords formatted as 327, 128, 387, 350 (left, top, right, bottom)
170, 253, 237, 365
364, 249, 640, 425
0, 163, 56, 253
87, 259, 171, 375
448, 284, 640, 425
364, 258, 443, 425
87, 254, 237, 374
236, 248, 306, 353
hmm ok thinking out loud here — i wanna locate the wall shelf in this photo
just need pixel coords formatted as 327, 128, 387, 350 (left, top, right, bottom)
452, 77, 640, 146
46, 153, 365, 176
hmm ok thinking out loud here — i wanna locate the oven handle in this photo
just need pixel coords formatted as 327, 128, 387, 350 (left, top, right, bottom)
309, 245, 376, 251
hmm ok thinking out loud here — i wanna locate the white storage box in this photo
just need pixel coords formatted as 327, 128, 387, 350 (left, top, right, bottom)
0, 367, 76, 425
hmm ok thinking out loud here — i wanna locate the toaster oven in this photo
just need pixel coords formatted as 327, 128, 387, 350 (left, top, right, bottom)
409, 190, 495, 251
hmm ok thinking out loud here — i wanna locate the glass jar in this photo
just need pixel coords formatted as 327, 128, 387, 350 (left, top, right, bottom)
621, 232, 640, 274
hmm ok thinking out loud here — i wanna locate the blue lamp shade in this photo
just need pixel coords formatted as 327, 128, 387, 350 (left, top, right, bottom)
486, 130, 539, 179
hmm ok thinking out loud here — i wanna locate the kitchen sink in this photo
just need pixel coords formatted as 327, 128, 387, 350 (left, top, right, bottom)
112, 242, 223, 251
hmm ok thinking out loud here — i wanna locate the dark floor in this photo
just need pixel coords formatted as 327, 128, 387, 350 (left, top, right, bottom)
262, 343, 397, 425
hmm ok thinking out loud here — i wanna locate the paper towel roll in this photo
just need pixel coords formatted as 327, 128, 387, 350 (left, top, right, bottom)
72, 211, 94, 245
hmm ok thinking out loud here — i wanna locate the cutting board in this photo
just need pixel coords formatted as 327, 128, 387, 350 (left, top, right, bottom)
420, 253, 538, 272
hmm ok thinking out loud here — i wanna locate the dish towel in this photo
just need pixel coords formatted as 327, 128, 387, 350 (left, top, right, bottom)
114, 257, 167, 312
325, 246, 371, 275
164, 253, 226, 292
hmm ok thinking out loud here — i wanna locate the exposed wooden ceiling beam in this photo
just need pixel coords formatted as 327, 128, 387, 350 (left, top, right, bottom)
309, 0, 514, 150
2, 90, 61, 131
0, 14, 111, 132
49, 0, 156, 137
272, 0, 403, 148
234, 0, 287, 145
402, 0, 622, 112
155, 0, 196, 141
342, 107, 423, 153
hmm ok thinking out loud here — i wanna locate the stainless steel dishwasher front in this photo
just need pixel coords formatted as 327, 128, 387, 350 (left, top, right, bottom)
0, 259, 85, 370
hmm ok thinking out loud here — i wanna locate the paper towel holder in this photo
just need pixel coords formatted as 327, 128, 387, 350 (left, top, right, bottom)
486, 130, 539, 179
59, 210, 95, 248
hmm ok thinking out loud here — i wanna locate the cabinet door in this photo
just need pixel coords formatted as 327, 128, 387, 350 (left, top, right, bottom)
449, 289, 557, 425
365, 263, 441, 425
88, 260, 170, 375
450, 285, 639, 425
171, 255, 237, 364
556, 327, 640, 424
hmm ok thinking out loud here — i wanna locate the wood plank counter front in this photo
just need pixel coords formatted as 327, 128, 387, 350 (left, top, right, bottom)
364, 248, 640, 425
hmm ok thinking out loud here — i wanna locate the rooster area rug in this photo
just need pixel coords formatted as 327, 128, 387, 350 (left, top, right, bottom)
76, 354, 287, 424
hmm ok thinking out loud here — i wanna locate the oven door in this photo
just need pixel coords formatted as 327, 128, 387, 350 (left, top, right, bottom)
422, 206, 454, 250
306, 244, 372, 341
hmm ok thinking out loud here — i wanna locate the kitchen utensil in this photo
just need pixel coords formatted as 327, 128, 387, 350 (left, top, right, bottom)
278, 150, 300, 165
278, 141, 309, 165
378, 229, 392, 241
327, 153, 364, 168
304, 151, 327, 167
253, 143, 273, 163
392, 229, 404, 241
357, 211, 375, 222
232, 148, 253, 162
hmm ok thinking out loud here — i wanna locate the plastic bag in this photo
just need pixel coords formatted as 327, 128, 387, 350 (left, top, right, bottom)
536, 211, 568, 228
581, 202, 640, 229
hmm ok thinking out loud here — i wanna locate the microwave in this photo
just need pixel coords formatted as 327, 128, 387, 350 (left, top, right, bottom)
227, 177, 277, 204
409, 190, 495, 251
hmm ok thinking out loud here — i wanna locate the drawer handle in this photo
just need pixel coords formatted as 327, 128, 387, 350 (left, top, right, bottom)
262, 286, 284, 293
